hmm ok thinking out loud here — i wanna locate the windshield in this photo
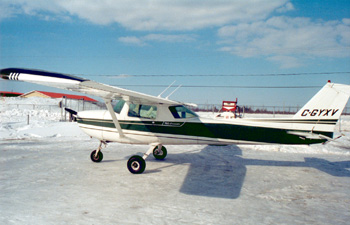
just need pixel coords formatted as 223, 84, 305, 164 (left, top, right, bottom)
169, 105, 198, 119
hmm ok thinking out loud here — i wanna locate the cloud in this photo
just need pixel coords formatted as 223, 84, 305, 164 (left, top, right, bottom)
4, 0, 348, 69
118, 34, 196, 46
267, 55, 303, 69
0, 0, 69, 21
0, 5, 12, 20
276, 2, 294, 13
218, 16, 350, 68
1, 0, 290, 30
144, 34, 196, 43
118, 36, 147, 46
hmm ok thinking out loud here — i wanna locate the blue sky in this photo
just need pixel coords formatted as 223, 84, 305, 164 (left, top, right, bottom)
0, 0, 349, 107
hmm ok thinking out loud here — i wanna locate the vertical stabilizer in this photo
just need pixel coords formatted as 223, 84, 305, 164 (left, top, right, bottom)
293, 82, 350, 121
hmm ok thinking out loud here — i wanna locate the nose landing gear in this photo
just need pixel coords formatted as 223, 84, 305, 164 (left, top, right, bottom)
127, 144, 167, 174
90, 141, 107, 163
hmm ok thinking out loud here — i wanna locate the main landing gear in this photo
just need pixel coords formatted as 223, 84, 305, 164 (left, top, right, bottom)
90, 141, 167, 174
127, 144, 167, 174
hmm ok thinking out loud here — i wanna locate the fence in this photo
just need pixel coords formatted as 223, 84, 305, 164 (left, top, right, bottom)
2, 98, 106, 121
3, 100, 350, 120
4, 103, 59, 112
190, 104, 350, 116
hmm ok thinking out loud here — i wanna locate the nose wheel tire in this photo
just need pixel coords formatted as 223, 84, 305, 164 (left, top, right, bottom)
153, 146, 167, 160
127, 155, 146, 174
90, 150, 103, 163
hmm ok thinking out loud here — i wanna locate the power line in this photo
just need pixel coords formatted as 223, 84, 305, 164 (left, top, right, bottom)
114, 84, 322, 89
0, 79, 329, 88
83, 71, 350, 77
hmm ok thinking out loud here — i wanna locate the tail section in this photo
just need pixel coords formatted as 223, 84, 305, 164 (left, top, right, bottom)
294, 82, 350, 120
292, 82, 350, 134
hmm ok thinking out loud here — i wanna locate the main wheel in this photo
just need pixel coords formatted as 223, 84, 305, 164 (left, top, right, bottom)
90, 150, 103, 163
127, 155, 146, 174
153, 146, 167, 160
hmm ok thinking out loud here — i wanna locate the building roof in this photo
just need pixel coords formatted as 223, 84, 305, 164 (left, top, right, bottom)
0, 91, 23, 97
21, 91, 98, 102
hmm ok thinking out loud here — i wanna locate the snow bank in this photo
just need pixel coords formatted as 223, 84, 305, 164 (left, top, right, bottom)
0, 97, 84, 140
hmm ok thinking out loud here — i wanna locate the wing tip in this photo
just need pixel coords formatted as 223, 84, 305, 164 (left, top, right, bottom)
0, 68, 88, 82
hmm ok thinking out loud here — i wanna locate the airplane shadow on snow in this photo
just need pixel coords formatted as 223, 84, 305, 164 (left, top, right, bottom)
164, 145, 350, 199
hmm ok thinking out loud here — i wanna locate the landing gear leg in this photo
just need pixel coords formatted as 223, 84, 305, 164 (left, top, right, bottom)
90, 141, 106, 163
127, 145, 156, 174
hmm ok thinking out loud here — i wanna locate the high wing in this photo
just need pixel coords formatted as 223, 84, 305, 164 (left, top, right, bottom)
0, 68, 178, 105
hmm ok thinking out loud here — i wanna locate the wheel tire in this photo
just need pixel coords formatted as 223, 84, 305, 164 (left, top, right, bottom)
127, 155, 146, 174
90, 150, 103, 163
153, 146, 167, 160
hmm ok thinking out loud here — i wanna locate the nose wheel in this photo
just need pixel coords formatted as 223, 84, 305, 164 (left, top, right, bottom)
127, 144, 167, 174
90, 150, 103, 162
90, 141, 106, 163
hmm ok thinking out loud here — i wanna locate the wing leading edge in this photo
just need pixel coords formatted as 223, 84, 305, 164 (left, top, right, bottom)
0, 68, 178, 105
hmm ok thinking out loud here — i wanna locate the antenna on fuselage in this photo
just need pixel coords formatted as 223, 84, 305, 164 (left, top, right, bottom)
166, 85, 182, 99
158, 80, 176, 97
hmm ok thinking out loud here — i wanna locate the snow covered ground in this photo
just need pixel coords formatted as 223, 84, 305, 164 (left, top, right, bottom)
1, 97, 350, 224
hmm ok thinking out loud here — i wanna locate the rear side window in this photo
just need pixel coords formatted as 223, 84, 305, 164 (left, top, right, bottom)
169, 105, 197, 119
128, 104, 157, 119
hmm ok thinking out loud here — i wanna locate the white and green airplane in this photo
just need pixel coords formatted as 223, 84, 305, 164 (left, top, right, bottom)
1, 68, 350, 174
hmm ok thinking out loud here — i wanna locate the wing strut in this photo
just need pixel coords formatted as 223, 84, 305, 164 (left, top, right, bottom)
104, 99, 125, 138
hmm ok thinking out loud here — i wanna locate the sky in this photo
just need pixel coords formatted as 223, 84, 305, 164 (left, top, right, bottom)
0, 0, 349, 108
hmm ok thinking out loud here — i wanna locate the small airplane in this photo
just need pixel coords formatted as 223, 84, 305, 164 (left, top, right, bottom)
1, 68, 350, 174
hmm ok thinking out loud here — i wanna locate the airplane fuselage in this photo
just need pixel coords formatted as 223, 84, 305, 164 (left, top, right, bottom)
76, 102, 332, 146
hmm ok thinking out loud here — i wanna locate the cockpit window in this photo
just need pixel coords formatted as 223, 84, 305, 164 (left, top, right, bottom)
169, 105, 198, 119
128, 103, 157, 119
113, 100, 125, 114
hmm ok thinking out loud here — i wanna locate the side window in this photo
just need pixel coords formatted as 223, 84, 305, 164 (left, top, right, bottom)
128, 104, 157, 119
169, 105, 198, 119
113, 100, 125, 114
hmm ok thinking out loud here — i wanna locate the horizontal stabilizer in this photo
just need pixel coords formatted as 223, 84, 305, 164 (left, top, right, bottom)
65, 108, 77, 116
287, 131, 332, 141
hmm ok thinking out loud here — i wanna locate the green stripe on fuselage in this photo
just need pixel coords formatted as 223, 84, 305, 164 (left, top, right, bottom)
76, 118, 331, 145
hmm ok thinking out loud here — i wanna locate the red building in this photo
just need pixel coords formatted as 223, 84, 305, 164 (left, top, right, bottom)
20, 90, 97, 102
0, 91, 23, 97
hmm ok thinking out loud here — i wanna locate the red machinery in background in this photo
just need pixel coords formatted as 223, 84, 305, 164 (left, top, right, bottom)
216, 98, 242, 119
